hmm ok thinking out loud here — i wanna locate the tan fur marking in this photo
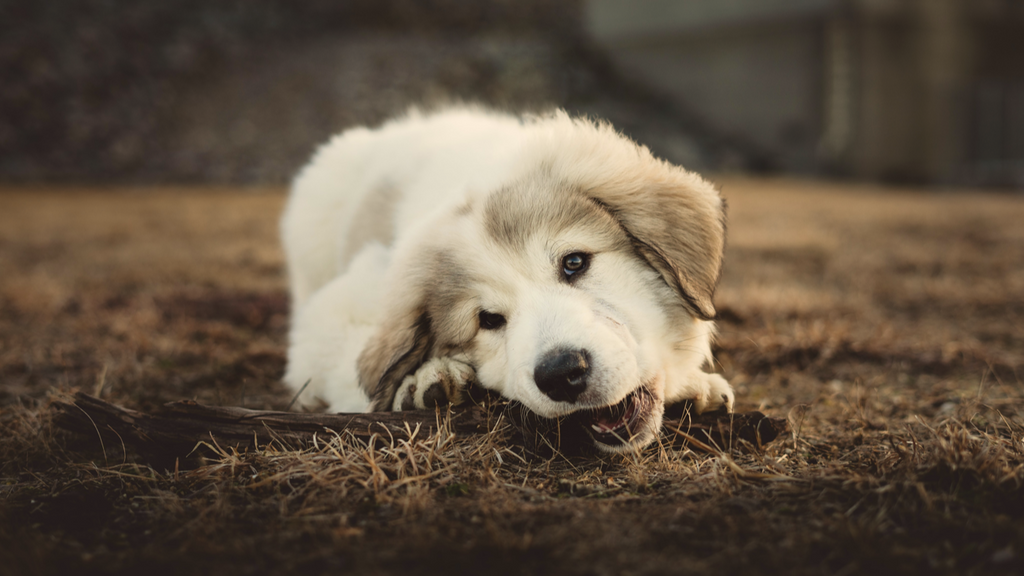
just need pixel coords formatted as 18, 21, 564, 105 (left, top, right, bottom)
482, 177, 627, 253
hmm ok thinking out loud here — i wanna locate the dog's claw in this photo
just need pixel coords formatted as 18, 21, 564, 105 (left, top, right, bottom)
422, 382, 450, 407
399, 383, 418, 411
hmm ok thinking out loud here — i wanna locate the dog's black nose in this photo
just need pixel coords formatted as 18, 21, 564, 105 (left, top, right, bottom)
534, 348, 590, 403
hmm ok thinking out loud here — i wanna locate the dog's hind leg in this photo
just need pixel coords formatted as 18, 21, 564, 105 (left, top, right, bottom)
284, 243, 390, 412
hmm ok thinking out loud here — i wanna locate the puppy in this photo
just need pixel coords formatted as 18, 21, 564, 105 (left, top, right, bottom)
281, 107, 734, 452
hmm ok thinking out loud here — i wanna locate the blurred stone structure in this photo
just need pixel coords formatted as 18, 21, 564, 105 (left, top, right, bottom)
589, 0, 1024, 186
0, 0, 762, 183
0, 1, 580, 182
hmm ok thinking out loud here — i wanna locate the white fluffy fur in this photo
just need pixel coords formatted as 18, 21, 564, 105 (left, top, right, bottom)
282, 106, 733, 450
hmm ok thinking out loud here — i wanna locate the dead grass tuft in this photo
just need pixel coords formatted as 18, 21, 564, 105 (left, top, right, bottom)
881, 407, 1024, 495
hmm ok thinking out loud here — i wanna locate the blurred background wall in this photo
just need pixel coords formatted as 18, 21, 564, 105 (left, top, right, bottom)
1, 0, 1021, 186
590, 0, 1024, 186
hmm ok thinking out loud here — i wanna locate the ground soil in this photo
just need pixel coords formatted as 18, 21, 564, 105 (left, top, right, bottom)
1, 179, 1022, 575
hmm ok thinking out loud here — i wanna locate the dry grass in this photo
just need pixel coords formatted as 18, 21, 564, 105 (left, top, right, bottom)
1, 179, 1023, 575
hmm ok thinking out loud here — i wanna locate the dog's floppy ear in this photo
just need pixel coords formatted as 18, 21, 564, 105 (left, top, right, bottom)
356, 246, 477, 411
591, 178, 725, 320
357, 310, 434, 411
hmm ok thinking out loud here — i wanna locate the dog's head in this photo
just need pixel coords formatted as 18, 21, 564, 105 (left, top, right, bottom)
357, 117, 726, 452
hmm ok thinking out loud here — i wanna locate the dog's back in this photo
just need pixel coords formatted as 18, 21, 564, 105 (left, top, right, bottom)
281, 107, 528, 310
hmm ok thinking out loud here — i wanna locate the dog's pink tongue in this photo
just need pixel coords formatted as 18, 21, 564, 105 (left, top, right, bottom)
592, 395, 638, 432
593, 414, 626, 432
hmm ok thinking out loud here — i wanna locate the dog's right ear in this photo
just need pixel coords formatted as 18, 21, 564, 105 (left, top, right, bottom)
357, 310, 434, 411
589, 177, 725, 321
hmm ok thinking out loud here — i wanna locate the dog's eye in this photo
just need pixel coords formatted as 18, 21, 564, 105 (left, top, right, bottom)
561, 252, 590, 280
478, 310, 507, 330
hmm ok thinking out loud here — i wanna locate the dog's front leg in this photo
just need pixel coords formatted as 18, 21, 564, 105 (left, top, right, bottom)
664, 370, 735, 415
693, 372, 735, 414
392, 356, 475, 411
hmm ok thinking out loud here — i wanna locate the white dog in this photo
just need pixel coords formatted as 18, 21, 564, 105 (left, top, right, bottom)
281, 107, 734, 452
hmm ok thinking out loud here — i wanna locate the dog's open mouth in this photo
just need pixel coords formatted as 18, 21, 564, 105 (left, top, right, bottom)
575, 387, 657, 447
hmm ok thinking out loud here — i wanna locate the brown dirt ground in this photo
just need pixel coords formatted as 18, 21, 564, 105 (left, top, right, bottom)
1, 179, 1023, 576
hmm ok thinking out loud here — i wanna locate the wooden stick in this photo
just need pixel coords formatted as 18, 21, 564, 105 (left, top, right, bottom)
51, 391, 787, 457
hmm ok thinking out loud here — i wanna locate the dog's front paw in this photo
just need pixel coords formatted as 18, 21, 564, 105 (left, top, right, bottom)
393, 357, 475, 411
693, 372, 735, 414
